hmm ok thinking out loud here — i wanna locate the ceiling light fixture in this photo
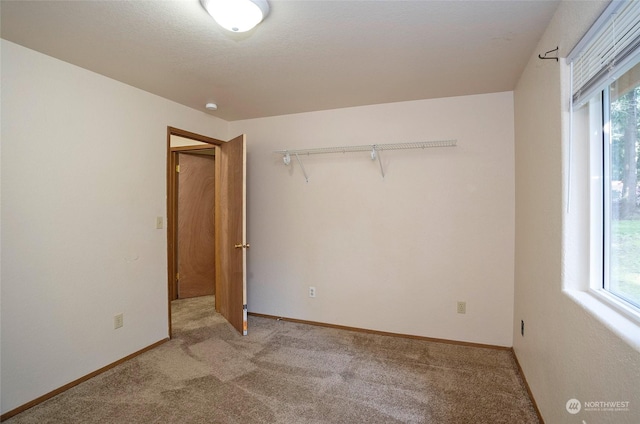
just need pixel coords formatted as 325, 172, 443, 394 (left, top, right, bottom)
200, 0, 269, 33
205, 102, 218, 111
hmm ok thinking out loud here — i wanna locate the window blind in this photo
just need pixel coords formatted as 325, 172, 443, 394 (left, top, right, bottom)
568, 0, 640, 106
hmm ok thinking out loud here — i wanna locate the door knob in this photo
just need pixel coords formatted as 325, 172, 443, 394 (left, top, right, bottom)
234, 243, 251, 249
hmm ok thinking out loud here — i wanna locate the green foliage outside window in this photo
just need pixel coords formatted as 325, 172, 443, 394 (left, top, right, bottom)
608, 82, 640, 307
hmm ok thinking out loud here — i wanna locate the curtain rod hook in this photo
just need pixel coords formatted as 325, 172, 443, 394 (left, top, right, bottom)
538, 46, 559, 62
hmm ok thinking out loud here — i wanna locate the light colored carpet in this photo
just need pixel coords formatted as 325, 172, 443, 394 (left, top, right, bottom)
5, 296, 539, 423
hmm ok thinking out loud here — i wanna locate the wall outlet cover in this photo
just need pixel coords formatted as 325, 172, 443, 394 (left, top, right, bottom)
114, 313, 124, 329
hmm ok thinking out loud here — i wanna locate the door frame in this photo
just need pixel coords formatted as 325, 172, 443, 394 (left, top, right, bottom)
166, 126, 223, 337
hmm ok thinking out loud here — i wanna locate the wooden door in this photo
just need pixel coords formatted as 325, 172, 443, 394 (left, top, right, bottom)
215, 135, 248, 335
177, 153, 216, 298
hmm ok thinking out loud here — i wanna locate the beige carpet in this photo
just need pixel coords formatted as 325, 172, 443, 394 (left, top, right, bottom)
5, 296, 539, 423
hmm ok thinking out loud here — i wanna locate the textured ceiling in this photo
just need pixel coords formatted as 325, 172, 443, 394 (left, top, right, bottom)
1, 0, 560, 121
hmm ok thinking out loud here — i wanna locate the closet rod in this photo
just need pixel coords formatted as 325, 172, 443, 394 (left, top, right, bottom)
274, 140, 456, 156
275, 139, 457, 182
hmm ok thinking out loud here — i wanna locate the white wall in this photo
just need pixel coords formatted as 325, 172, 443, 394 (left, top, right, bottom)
231, 92, 515, 347
514, 1, 640, 423
0, 40, 228, 414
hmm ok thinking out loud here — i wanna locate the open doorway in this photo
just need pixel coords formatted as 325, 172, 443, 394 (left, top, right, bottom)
175, 150, 216, 299
166, 127, 248, 337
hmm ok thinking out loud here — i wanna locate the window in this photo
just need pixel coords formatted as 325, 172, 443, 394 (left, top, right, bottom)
603, 64, 640, 308
569, 0, 640, 315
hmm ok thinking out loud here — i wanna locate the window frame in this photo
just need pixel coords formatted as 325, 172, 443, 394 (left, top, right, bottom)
599, 80, 640, 313
588, 84, 640, 322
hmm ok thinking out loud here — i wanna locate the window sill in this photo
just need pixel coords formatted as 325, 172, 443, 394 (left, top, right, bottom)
564, 288, 640, 353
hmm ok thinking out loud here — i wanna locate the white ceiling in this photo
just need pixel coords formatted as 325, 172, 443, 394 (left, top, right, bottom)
1, 0, 560, 121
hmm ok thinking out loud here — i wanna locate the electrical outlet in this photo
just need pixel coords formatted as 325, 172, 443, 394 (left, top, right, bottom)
457, 301, 466, 314
309, 286, 316, 298
521, 320, 525, 336
114, 313, 124, 329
